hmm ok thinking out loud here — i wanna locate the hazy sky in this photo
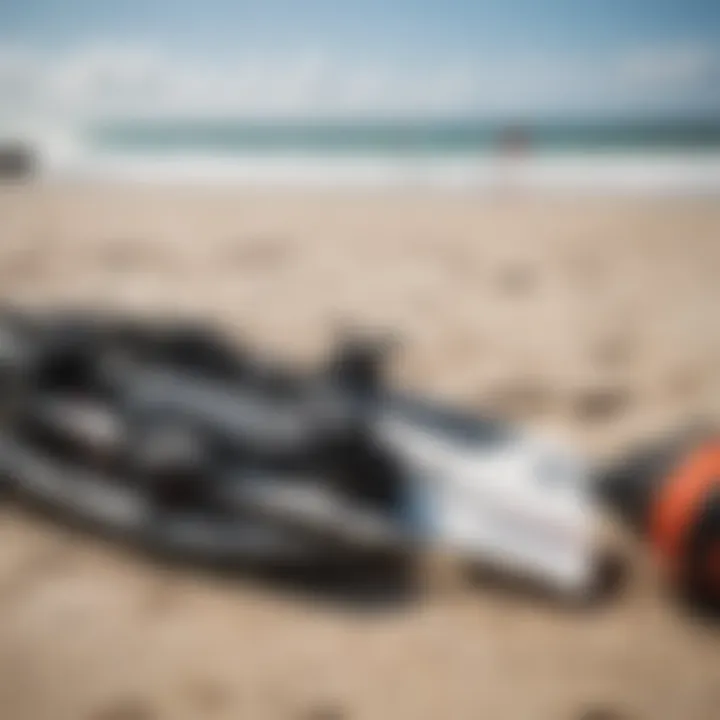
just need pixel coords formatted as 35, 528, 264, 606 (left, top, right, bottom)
1, 0, 718, 119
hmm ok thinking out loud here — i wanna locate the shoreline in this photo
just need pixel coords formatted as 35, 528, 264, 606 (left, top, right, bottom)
43, 150, 720, 194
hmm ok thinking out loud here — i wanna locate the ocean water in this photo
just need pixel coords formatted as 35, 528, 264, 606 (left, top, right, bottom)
43, 118, 720, 192
90, 119, 720, 155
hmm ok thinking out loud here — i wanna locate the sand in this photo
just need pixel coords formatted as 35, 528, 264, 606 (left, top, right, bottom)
0, 184, 718, 719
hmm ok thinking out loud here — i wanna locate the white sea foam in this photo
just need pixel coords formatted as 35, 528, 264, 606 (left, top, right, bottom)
32, 132, 720, 194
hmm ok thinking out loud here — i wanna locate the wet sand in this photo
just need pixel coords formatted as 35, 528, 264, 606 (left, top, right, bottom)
0, 185, 719, 719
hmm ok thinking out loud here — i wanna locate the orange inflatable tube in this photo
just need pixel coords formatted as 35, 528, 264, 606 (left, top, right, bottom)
650, 440, 720, 582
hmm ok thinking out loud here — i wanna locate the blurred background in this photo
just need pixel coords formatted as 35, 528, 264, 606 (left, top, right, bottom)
0, 2, 719, 719
1, 0, 720, 188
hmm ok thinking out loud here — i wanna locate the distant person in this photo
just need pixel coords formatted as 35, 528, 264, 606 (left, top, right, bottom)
494, 125, 532, 194
498, 125, 531, 158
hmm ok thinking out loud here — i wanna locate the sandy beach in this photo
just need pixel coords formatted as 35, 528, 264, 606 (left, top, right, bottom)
0, 184, 719, 719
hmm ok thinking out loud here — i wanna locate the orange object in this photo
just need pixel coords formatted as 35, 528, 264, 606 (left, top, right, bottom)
650, 440, 720, 582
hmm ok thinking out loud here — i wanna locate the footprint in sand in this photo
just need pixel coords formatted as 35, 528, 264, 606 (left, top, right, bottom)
572, 384, 632, 424
89, 697, 155, 720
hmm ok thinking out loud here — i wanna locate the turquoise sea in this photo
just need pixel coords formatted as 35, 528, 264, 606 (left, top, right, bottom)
90, 118, 720, 156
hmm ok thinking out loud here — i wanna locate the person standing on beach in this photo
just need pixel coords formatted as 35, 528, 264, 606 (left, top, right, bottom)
494, 125, 532, 194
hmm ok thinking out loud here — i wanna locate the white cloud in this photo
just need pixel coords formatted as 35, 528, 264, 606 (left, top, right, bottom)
46, 45, 170, 117
0, 46, 44, 108
615, 44, 717, 91
0, 41, 717, 124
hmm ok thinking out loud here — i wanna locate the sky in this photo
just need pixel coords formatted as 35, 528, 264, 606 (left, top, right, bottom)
0, 0, 719, 121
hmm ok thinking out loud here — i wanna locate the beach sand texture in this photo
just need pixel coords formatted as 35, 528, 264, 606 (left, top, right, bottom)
0, 185, 719, 719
